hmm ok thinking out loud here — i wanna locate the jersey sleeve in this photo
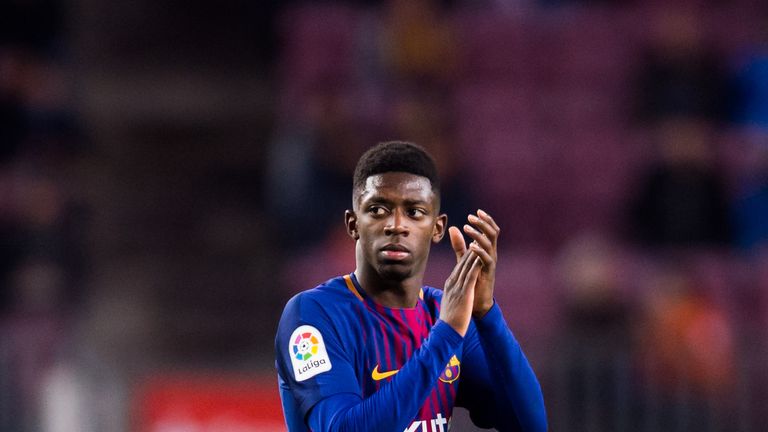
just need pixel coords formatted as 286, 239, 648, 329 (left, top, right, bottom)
275, 293, 360, 424
457, 302, 547, 432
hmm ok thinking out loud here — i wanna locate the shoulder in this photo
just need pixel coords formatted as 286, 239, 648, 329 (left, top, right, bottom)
419, 285, 443, 317
279, 275, 361, 331
421, 285, 443, 302
276, 276, 361, 370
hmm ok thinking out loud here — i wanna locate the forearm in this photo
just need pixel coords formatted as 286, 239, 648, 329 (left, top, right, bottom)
308, 321, 463, 432
474, 303, 547, 432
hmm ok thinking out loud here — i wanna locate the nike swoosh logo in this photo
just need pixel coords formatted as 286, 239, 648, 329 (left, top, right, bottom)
371, 365, 399, 381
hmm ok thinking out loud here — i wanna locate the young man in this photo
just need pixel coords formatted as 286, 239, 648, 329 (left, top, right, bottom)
275, 141, 547, 431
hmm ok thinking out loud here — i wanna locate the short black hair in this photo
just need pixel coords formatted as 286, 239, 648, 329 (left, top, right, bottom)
352, 141, 440, 199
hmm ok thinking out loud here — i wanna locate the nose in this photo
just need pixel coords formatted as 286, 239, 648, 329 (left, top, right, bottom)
384, 209, 409, 237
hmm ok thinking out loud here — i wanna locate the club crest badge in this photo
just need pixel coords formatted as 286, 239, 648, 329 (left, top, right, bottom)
439, 355, 461, 383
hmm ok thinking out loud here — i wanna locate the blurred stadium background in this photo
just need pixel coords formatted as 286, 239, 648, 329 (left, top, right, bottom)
2, 0, 768, 430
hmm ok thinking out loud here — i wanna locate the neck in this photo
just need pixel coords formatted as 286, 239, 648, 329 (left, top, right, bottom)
354, 266, 423, 309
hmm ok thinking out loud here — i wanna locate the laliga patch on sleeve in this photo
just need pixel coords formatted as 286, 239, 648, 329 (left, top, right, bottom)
288, 325, 332, 382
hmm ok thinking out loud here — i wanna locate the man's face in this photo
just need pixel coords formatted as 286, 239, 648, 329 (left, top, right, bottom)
348, 172, 446, 282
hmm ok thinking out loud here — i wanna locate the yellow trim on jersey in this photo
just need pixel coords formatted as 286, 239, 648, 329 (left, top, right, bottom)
343, 274, 364, 301
344, 274, 425, 303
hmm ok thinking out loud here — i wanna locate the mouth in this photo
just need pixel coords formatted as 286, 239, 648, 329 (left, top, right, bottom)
379, 244, 411, 261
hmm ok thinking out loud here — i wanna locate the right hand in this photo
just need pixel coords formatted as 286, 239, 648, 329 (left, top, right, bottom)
439, 249, 482, 336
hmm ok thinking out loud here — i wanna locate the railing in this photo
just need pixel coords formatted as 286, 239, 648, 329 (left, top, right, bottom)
543, 342, 767, 432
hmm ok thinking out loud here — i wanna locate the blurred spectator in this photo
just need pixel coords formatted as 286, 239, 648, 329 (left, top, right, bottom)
730, 15, 768, 132
556, 233, 632, 344
3, 170, 87, 315
639, 264, 736, 428
728, 15, 768, 252
0, 50, 25, 163
553, 232, 635, 432
265, 85, 366, 248
732, 144, 768, 251
627, 117, 733, 247
382, 0, 456, 90
633, 6, 729, 125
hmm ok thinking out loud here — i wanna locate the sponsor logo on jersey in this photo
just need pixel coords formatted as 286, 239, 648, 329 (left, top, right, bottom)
404, 413, 449, 432
438, 355, 460, 383
288, 325, 331, 381
371, 364, 399, 381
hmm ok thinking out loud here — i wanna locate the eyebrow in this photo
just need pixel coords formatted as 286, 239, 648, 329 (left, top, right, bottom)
366, 197, 429, 206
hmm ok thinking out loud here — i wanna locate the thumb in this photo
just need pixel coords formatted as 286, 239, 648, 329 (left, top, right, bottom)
448, 226, 467, 263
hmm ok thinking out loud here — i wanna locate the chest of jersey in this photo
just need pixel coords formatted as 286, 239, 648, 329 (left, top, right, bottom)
346, 297, 462, 423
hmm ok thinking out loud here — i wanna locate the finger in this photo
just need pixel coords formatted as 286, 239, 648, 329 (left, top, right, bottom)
454, 250, 478, 294
468, 213, 498, 246
464, 256, 483, 289
463, 223, 493, 251
448, 226, 467, 262
445, 247, 474, 289
477, 209, 500, 235
469, 241, 494, 270
453, 251, 478, 299
462, 257, 481, 307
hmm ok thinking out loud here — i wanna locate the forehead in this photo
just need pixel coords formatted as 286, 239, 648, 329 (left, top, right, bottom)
357, 172, 436, 204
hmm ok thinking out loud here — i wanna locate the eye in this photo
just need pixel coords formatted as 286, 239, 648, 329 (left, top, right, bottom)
407, 208, 427, 218
368, 205, 388, 217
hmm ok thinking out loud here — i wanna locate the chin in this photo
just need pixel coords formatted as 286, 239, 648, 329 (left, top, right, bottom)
377, 263, 412, 282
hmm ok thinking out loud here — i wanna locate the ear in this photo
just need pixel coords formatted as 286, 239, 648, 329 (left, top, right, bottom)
432, 213, 447, 243
345, 210, 359, 240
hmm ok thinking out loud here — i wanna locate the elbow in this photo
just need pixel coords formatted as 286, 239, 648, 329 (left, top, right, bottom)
512, 402, 546, 432
516, 416, 547, 432
528, 405, 548, 432
498, 407, 548, 432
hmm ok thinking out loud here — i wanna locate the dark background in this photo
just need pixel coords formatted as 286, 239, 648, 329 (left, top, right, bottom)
1, 0, 767, 430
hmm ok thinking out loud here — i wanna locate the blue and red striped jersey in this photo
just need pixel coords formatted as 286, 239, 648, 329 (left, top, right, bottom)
275, 273, 547, 432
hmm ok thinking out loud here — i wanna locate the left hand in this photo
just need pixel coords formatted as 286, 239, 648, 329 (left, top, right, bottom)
448, 209, 499, 318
